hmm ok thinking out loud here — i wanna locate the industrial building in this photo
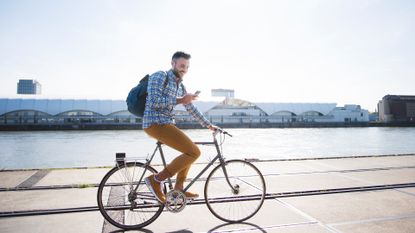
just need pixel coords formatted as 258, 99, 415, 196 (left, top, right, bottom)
378, 95, 415, 123
211, 89, 235, 98
0, 97, 369, 127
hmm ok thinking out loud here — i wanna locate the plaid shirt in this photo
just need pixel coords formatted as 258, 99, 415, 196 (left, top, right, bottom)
142, 69, 211, 129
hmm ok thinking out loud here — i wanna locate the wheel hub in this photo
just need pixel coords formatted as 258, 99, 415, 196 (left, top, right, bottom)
232, 184, 240, 195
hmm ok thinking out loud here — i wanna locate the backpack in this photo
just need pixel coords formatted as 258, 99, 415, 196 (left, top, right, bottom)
126, 73, 168, 117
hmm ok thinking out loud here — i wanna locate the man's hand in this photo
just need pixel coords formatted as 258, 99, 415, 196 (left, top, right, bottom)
177, 94, 198, 105
208, 124, 219, 131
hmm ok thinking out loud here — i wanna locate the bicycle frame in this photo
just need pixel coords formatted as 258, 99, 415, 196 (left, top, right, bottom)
133, 131, 236, 194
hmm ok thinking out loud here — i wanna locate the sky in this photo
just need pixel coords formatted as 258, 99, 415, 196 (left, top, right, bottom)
0, 0, 414, 112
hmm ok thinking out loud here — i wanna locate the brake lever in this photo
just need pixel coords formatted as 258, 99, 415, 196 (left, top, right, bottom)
223, 131, 233, 137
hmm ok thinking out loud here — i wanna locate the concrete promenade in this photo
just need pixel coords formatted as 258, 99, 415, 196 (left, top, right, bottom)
1, 154, 415, 232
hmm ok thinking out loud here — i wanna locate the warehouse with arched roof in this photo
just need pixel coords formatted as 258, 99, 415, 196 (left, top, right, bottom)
0, 98, 369, 125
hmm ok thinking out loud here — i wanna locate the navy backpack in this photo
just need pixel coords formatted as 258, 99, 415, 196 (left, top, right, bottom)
126, 73, 168, 117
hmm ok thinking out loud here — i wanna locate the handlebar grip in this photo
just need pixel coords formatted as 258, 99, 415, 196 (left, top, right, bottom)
223, 131, 233, 137
214, 127, 233, 137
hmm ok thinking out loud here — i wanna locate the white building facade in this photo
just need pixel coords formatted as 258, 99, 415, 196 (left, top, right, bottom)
0, 98, 369, 126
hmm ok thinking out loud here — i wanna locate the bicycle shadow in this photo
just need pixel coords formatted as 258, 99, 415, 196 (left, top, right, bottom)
107, 222, 266, 233
108, 229, 192, 233
107, 228, 153, 233
208, 222, 267, 233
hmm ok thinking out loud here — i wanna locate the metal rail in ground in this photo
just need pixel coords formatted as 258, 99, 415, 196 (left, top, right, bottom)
1, 182, 415, 218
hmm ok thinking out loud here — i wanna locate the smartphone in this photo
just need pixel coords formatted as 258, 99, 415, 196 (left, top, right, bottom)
194, 90, 201, 96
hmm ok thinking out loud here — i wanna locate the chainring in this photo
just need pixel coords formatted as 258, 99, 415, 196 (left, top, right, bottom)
165, 190, 187, 213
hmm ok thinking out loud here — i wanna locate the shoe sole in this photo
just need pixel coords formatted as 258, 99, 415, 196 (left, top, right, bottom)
144, 177, 164, 203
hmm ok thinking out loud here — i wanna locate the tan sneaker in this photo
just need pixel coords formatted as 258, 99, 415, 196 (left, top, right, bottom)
145, 175, 166, 203
183, 191, 199, 199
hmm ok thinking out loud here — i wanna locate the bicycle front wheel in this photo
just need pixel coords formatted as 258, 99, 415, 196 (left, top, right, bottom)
97, 162, 164, 230
204, 159, 266, 223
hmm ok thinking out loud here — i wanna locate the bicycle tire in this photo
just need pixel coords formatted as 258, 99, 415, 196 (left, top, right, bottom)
204, 159, 266, 223
97, 162, 164, 230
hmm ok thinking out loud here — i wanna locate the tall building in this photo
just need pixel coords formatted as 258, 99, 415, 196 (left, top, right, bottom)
378, 95, 415, 122
17, 79, 41, 95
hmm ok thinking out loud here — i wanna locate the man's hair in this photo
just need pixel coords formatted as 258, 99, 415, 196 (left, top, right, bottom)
172, 51, 191, 60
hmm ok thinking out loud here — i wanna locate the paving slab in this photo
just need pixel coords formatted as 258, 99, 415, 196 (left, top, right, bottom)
344, 168, 415, 185
207, 222, 330, 233
34, 168, 110, 186
0, 188, 97, 212
0, 212, 103, 233
265, 172, 367, 193
397, 188, 415, 196
331, 216, 415, 233
263, 223, 332, 233
307, 155, 415, 171
252, 160, 326, 175
0, 171, 37, 188
282, 189, 415, 224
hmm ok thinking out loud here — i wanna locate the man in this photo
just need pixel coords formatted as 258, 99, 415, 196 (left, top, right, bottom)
143, 51, 216, 203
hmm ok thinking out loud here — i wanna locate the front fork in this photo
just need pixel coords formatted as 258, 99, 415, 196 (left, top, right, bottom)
213, 134, 240, 194
218, 157, 240, 195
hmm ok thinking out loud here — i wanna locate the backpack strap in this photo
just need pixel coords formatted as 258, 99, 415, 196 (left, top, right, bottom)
163, 71, 169, 89
162, 71, 185, 94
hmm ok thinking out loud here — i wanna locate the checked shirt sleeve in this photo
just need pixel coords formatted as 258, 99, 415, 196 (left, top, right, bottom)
185, 103, 211, 128
146, 71, 176, 110
181, 85, 211, 128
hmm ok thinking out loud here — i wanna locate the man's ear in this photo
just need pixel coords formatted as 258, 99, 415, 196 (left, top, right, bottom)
171, 60, 175, 67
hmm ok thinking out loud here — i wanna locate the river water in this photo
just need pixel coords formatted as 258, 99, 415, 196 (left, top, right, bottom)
1, 127, 414, 170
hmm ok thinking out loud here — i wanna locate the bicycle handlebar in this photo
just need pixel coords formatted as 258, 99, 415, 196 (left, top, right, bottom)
213, 127, 233, 137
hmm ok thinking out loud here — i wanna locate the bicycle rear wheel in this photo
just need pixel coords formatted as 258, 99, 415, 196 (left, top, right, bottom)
97, 162, 164, 230
204, 159, 266, 223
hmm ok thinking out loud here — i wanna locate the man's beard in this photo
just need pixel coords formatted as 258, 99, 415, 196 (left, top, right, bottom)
173, 69, 183, 78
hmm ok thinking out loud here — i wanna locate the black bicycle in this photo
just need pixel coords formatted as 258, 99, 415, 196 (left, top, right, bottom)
97, 128, 266, 230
